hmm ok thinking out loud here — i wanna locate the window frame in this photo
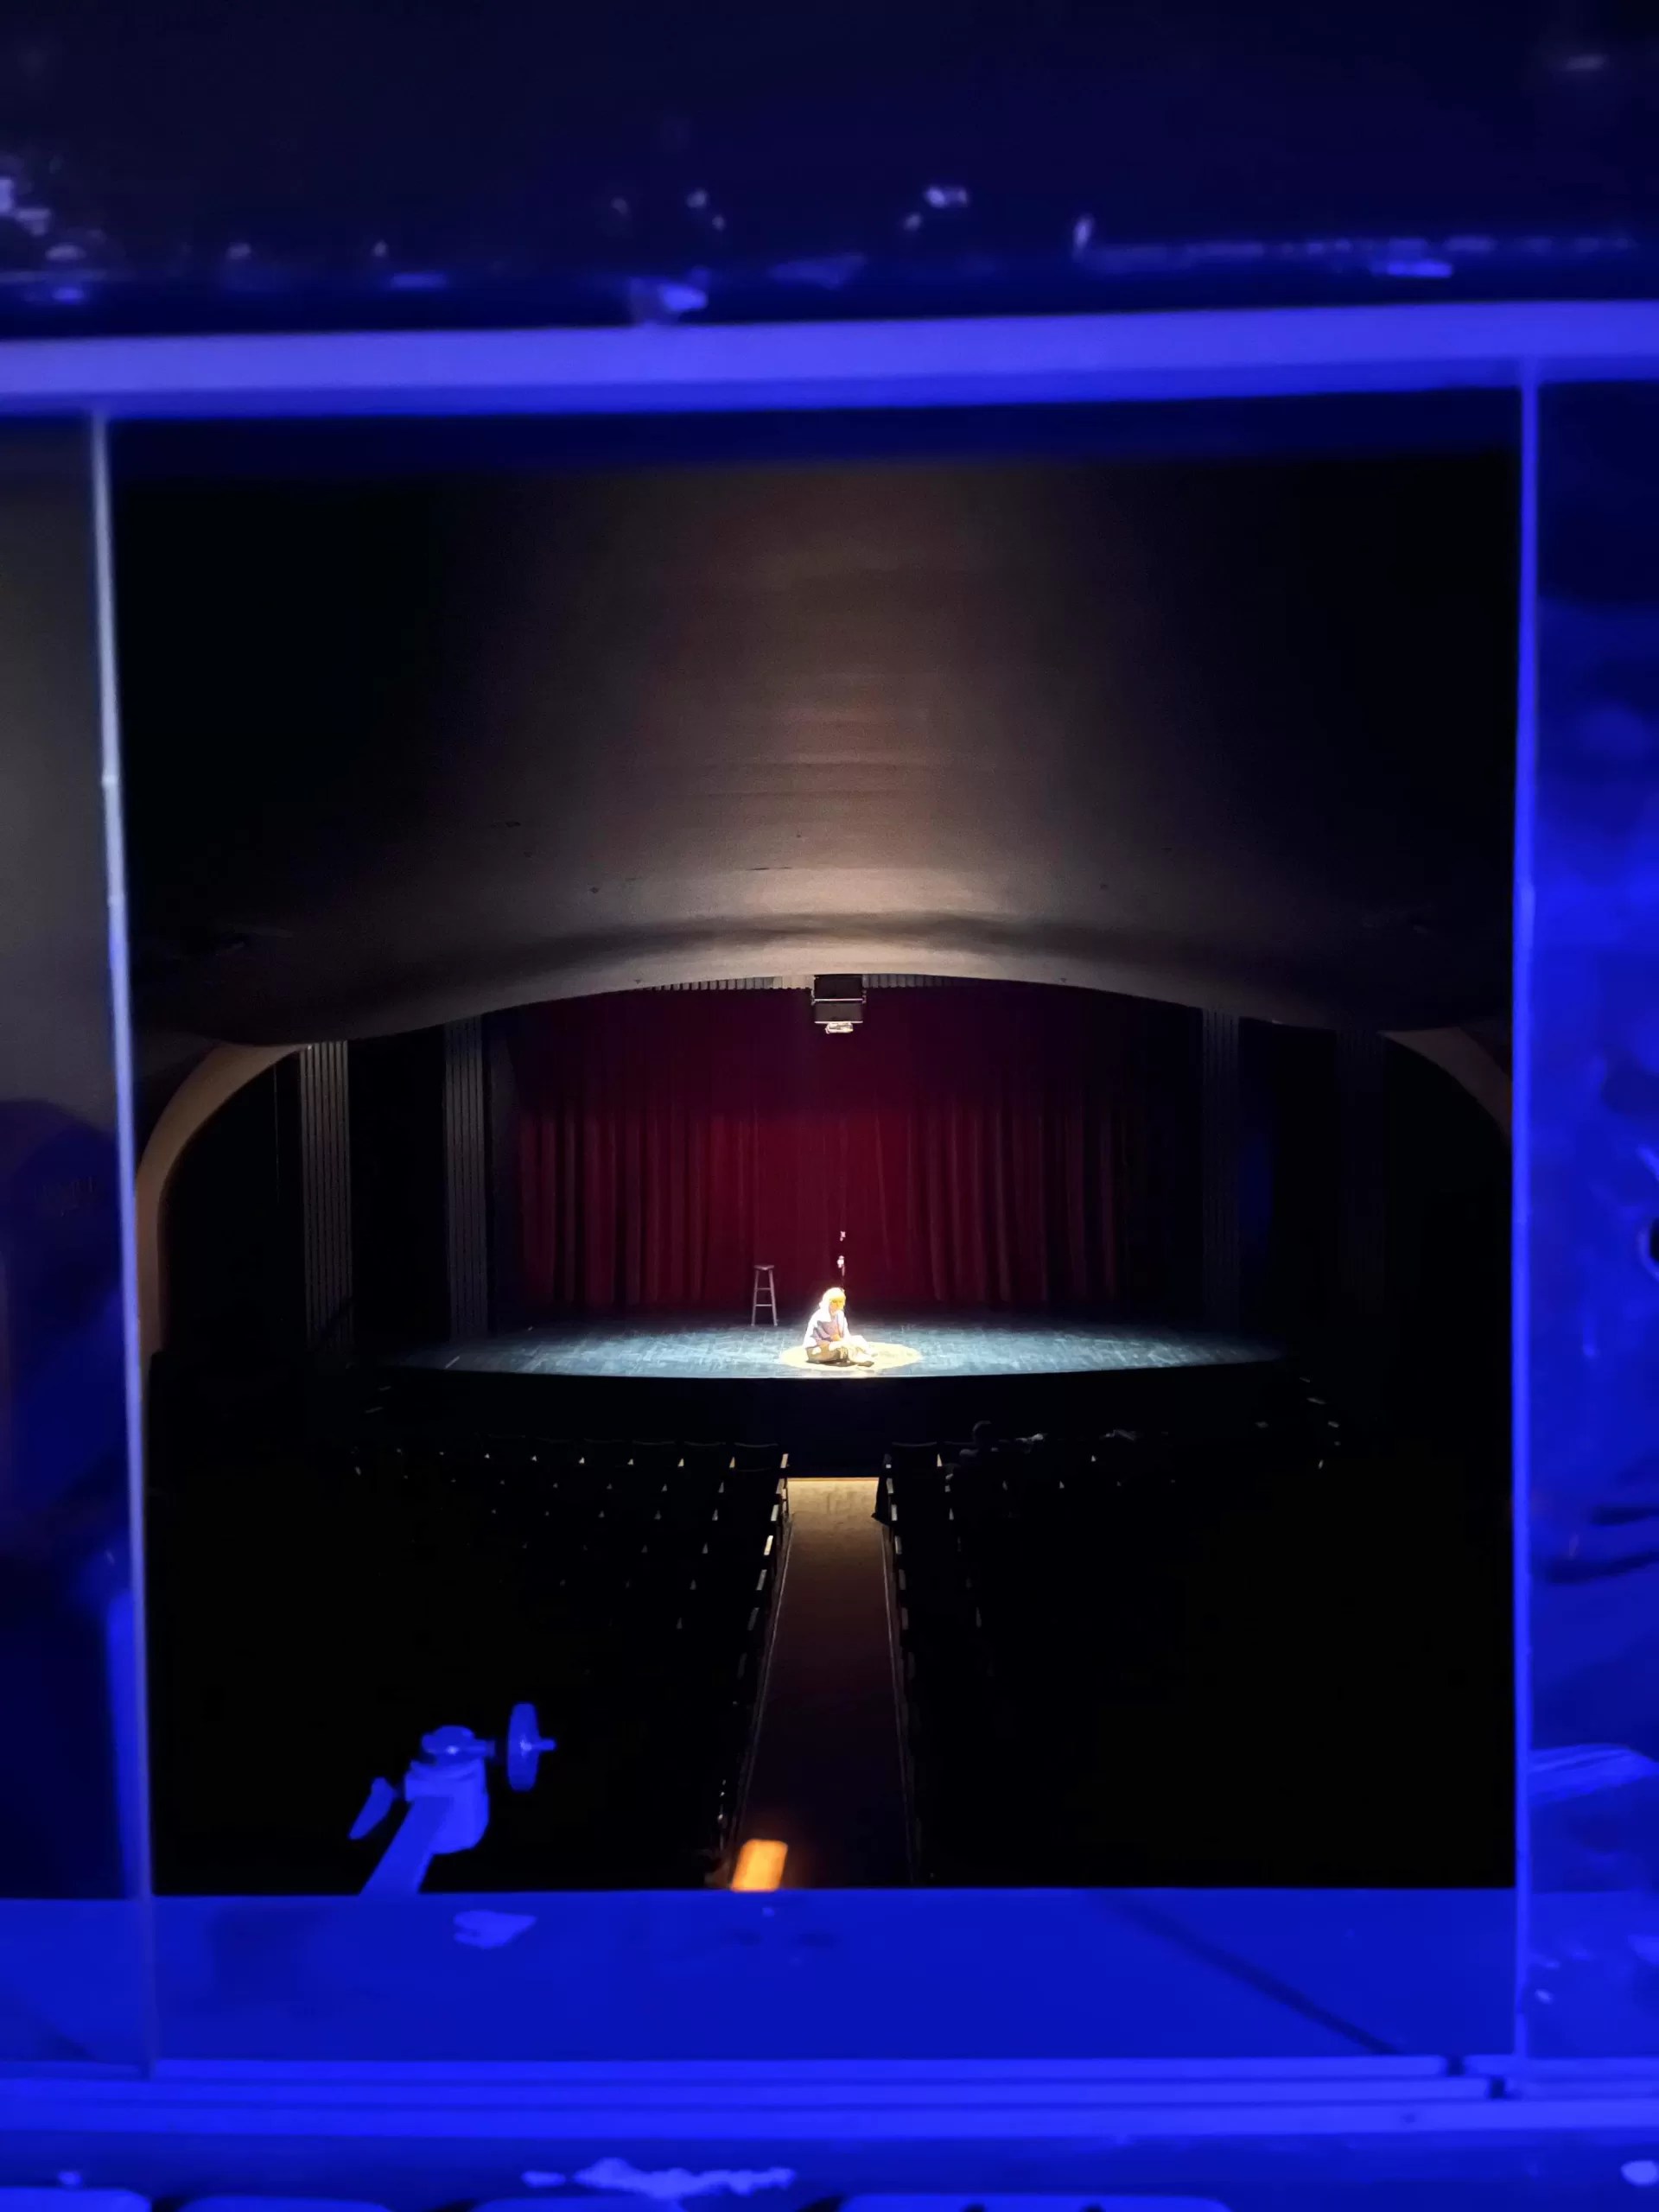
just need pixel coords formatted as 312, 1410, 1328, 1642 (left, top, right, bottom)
0, 295, 1633, 2133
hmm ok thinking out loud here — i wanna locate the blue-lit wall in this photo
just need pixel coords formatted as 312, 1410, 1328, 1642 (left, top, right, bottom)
1529, 385, 1659, 2053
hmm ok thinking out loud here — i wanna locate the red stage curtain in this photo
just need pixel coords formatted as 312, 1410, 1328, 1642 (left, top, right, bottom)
504, 982, 1195, 1317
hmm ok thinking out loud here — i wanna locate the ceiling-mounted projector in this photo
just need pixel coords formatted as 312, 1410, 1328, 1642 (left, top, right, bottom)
811, 975, 865, 1033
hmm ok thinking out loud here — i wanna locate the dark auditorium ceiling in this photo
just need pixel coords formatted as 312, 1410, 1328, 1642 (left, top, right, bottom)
113, 402, 1516, 1046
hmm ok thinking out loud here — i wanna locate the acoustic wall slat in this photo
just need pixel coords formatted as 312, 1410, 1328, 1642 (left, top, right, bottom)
1201, 1009, 1242, 1330
1336, 1028, 1388, 1334
297, 1040, 353, 1355
443, 1017, 490, 1341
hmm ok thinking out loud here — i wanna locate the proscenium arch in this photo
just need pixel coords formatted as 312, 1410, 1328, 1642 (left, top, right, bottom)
136, 1040, 299, 1368
1388, 1025, 1511, 1138
135, 993, 1509, 1369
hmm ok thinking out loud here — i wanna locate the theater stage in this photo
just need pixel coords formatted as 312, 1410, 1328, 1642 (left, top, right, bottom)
399, 1313, 1274, 1382
374, 1314, 1285, 1468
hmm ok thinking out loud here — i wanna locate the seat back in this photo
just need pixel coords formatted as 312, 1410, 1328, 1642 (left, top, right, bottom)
731, 1440, 788, 1476
629, 1440, 682, 1478
679, 1440, 734, 1479
885, 1440, 942, 1474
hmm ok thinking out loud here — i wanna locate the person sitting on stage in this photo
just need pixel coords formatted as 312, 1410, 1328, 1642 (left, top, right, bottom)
803, 1286, 874, 1366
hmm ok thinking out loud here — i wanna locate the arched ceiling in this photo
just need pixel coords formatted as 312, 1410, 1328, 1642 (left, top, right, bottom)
115, 410, 1515, 1044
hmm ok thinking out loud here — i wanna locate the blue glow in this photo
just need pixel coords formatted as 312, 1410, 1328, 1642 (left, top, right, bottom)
1523, 383, 1659, 2061
0, 301, 1644, 420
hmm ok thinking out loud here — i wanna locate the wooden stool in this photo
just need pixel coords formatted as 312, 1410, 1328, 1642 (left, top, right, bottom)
750, 1263, 779, 1327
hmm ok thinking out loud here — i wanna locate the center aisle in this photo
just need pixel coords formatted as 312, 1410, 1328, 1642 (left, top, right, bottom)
735, 1476, 912, 1888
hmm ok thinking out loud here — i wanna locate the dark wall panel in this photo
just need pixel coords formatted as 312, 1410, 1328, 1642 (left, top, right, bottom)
163, 1065, 298, 1369
350, 1028, 448, 1357
1383, 1044, 1510, 1445
1255, 1022, 1341, 1350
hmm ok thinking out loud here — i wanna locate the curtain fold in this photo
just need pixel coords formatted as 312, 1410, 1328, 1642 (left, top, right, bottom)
507, 982, 1195, 1319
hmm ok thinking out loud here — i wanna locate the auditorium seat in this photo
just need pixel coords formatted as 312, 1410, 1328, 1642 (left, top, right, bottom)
679, 1440, 734, 1478
888, 1472, 953, 1535
522, 1436, 582, 1475
660, 1473, 724, 1528
628, 1439, 682, 1477
1021, 1433, 1084, 1480
731, 1441, 789, 1475
884, 1440, 943, 1474
727, 1491, 771, 1557
882, 1376, 1393, 1885
580, 1437, 631, 1471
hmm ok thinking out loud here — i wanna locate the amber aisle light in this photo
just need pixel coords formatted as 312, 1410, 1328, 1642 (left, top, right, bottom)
730, 1839, 789, 1891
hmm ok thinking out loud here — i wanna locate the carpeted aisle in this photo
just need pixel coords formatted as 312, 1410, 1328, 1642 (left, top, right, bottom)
735, 1477, 911, 1888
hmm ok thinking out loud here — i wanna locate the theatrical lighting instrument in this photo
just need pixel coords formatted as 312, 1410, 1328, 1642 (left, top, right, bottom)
811, 974, 864, 1033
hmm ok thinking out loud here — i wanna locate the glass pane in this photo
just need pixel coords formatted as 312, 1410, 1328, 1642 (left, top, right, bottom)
118, 397, 1516, 2067
1528, 382, 1659, 2058
0, 421, 149, 2070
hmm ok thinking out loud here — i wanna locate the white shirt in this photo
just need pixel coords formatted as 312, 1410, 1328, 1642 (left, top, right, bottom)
803, 1300, 848, 1351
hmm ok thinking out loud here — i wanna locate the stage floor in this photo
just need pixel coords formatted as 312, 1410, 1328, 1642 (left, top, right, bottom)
397, 1313, 1280, 1383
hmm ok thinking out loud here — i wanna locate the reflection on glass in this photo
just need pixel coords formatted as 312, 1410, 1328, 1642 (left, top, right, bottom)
118, 406, 1517, 2067
0, 422, 148, 2069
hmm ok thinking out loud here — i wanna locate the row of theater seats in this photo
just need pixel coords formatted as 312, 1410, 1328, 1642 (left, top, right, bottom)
880, 1393, 1344, 1480
383, 1435, 792, 1478
148, 1428, 788, 1894
880, 1408, 1359, 1886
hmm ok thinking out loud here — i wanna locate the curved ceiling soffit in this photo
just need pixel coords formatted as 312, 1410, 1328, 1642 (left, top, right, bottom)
122, 450, 1514, 1048
145, 906, 1506, 1049
1387, 1025, 1511, 1135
